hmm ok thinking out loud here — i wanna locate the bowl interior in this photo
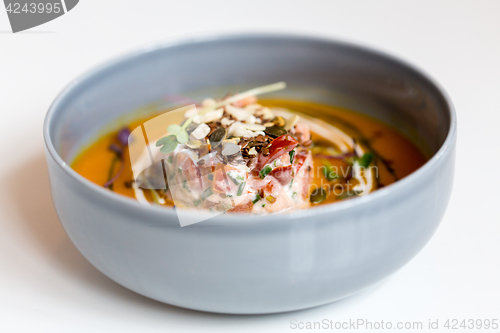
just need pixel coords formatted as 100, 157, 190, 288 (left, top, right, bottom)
46, 35, 451, 167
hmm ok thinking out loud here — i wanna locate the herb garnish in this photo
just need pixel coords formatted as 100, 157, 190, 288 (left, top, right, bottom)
228, 172, 244, 185
357, 152, 374, 168
237, 182, 245, 196
289, 150, 295, 164
259, 165, 272, 179
155, 82, 286, 154
252, 193, 261, 204
322, 160, 339, 181
200, 187, 213, 201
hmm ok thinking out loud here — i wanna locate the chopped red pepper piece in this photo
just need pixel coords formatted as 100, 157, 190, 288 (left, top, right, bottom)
255, 134, 298, 171
269, 165, 293, 185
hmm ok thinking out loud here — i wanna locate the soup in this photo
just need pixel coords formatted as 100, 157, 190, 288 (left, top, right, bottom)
72, 83, 427, 213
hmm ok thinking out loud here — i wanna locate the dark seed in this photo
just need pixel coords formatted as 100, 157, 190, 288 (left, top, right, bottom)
272, 116, 285, 127
199, 145, 210, 157
265, 126, 287, 138
310, 187, 327, 204
210, 127, 226, 148
185, 122, 199, 134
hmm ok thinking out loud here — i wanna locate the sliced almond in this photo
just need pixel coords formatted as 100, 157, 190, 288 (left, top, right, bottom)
222, 142, 241, 156
225, 104, 250, 121
221, 117, 235, 126
244, 114, 257, 124
285, 115, 300, 130
224, 137, 241, 144
248, 147, 258, 156
200, 108, 223, 123
191, 123, 210, 140
255, 107, 274, 120
243, 123, 266, 131
227, 122, 246, 137
244, 103, 262, 114
186, 140, 202, 149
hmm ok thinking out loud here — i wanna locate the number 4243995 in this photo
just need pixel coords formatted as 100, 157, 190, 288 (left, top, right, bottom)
444, 319, 498, 330
5, 2, 62, 14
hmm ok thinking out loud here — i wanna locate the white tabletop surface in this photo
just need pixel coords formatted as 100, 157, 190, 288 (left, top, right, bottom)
1, 1, 499, 332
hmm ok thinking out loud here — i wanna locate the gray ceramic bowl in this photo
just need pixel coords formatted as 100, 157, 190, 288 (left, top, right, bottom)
44, 34, 456, 314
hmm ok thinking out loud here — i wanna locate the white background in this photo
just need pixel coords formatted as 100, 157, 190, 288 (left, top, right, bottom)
1, 1, 499, 332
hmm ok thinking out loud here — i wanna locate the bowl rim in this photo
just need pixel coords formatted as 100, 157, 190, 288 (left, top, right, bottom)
43, 32, 457, 225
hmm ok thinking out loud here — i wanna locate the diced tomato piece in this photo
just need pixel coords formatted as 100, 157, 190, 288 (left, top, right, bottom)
212, 164, 229, 193
294, 150, 308, 171
175, 153, 203, 190
293, 150, 312, 200
294, 123, 311, 144
229, 199, 253, 213
255, 134, 298, 171
269, 165, 293, 185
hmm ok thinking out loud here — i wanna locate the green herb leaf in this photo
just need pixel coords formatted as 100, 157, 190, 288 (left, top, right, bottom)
156, 134, 176, 146
228, 172, 244, 185
200, 187, 213, 201
176, 130, 189, 144
259, 165, 273, 179
167, 155, 173, 163
262, 204, 266, 207
158, 135, 178, 154
322, 159, 339, 181
357, 152, 374, 168
252, 193, 261, 204
194, 199, 202, 206
337, 190, 362, 200
289, 150, 295, 164
237, 182, 246, 196
167, 124, 182, 135
207, 174, 213, 181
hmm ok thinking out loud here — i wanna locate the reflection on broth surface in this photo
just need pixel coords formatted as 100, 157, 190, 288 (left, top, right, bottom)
72, 84, 427, 214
